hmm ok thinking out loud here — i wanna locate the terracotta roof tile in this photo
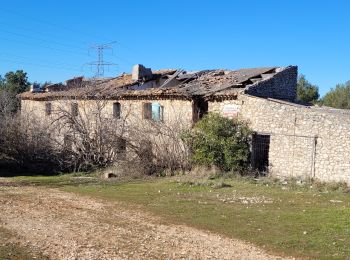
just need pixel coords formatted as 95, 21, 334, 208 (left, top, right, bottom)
19, 67, 283, 101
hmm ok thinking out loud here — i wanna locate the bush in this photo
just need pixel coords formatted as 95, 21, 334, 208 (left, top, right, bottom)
125, 107, 191, 175
0, 114, 60, 174
184, 113, 251, 172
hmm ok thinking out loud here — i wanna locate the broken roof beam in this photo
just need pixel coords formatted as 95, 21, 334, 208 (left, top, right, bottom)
177, 70, 210, 80
249, 78, 262, 83
159, 69, 184, 88
261, 73, 276, 79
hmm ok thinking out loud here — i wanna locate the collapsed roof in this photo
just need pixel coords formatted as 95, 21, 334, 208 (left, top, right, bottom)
19, 65, 296, 101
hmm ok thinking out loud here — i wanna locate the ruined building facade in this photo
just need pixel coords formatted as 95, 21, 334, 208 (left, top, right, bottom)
19, 65, 350, 183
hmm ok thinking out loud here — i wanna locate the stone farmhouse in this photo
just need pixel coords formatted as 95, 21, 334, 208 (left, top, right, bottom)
19, 64, 350, 183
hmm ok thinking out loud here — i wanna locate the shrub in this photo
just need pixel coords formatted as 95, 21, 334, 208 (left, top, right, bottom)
0, 114, 60, 173
126, 106, 191, 174
184, 113, 251, 172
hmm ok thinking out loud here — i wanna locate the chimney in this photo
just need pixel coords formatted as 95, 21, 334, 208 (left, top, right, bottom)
132, 64, 153, 81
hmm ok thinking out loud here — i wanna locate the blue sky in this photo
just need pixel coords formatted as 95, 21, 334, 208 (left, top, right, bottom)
0, 0, 349, 96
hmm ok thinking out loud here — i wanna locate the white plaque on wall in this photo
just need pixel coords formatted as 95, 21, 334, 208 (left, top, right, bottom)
222, 104, 240, 118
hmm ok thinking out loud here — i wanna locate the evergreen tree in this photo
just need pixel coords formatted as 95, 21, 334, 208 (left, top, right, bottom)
297, 74, 319, 104
2, 70, 30, 94
321, 81, 350, 109
0, 70, 30, 114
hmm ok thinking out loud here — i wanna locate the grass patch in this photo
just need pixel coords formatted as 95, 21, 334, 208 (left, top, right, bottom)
8, 173, 100, 187
5, 174, 350, 259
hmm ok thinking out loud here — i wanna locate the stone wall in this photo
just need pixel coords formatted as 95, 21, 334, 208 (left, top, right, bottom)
21, 100, 47, 119
21, 99, 193, 126
245, 66, 298, 102
23, 88, 350, 183
20, 98, 193, 158
210, 95, 350, 183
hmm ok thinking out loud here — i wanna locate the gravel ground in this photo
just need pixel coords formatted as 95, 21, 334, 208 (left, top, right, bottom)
0, 181, 293, 259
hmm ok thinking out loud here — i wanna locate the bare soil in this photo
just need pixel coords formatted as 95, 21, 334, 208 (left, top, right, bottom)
0, 181, 292, 259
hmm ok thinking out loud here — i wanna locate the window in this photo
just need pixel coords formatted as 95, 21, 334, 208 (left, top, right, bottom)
71, 103, 78, 117
113, 102, 121, 119
143, 103, 152, 120
63, 134, 73, 150
116, 138, 127, 159
139, 140, 153, 161
143, 102, 164, 121
45, 102, 52, 116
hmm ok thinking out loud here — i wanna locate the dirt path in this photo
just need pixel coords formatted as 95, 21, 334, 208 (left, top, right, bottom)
0, 183, 293, 259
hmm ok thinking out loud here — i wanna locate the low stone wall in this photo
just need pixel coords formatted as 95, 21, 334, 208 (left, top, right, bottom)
210, 95, 350, 183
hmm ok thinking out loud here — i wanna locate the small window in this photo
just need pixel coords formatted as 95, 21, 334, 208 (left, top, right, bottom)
63, 134, 73, 150
151, 102, 164, 121
116, 138, 126, 151
143, 102, 164, 121
143, 103, 152, 120
71, 103, 78, 117
116, 138, 127, 159
45, 102, 52, 116
138, 140, 153, 174
140, 140, 152, 160
113, 102, 121, 119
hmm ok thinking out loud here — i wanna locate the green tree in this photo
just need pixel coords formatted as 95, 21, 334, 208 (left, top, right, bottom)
184, 113, 251, 172
2, 70, 30, 94
297, 74, 319, 104
321, 81, 350, 109
0, 75, 4, 87
0, 70, 30, 114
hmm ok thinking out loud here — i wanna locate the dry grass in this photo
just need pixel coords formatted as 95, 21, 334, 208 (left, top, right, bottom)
4, 173, 350, 259
0, 227, 47, 260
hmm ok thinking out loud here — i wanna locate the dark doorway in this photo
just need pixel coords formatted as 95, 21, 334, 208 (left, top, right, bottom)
251, 134, 270, 172
192, 97, 208, 123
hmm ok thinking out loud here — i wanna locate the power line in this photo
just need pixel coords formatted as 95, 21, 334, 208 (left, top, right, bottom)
0, 52, 82, 69
86, 42, 117, 77
0, 27, 87, 51
0, 6, 150, 64
0, 7, 141, 76
0, 35, 89, 57
1, 57, 82, 72
0, 6, 151, 73
0, 6, 111, 44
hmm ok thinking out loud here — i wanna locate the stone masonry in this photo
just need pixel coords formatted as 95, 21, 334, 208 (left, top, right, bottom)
245, 66, 297, 102
210, 95, 350, 183
19, 65, 350, 184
